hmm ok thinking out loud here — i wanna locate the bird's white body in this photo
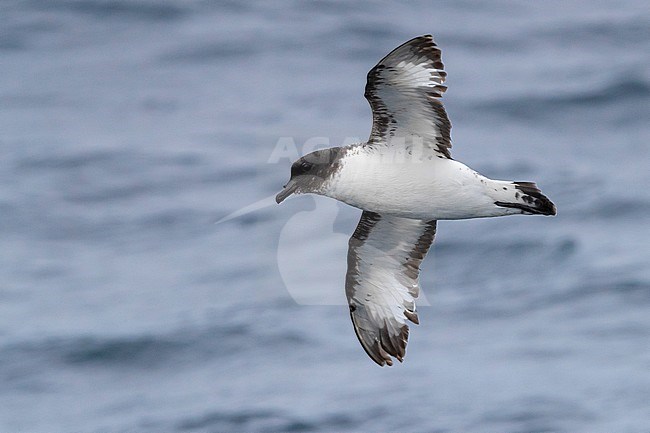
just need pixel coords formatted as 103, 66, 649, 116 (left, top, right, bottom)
325, 145, 520, 220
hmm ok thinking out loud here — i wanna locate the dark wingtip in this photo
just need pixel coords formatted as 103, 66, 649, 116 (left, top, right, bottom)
404, 309, 419, 324
349, 308, 412, 367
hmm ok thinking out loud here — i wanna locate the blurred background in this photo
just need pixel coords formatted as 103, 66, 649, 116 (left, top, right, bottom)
1, 0, 649, 432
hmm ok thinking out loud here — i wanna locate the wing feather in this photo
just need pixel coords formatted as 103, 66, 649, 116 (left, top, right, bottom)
365, 34, 452, 158
345, 211, 437, 366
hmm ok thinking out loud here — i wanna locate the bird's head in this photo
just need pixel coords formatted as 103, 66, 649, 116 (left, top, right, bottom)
276, 148, 341, 203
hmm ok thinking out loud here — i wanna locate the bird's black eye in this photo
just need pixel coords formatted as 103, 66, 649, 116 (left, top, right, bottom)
292, 159, 314, 177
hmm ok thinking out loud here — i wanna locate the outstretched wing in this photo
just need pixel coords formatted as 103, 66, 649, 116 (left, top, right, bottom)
346, 211, 437, 366
365, 34, 452, 158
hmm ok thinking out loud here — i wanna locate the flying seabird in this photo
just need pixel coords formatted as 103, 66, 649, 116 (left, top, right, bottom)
276, 35, 556, 366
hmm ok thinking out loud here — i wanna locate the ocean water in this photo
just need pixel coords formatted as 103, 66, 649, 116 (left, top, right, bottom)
1, 0, 649, 432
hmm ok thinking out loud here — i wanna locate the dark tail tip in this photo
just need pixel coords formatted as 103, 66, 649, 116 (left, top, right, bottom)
495, 182, 557, 216
513, 182, 556, 215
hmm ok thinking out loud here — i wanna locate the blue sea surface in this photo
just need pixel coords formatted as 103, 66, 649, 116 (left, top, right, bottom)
1, 1, 649, 432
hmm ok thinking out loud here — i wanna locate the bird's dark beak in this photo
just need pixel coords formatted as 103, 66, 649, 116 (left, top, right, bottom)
275, 180, 298, 204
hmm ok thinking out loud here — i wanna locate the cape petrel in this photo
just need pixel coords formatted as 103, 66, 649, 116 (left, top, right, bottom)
276, 35, 556, 366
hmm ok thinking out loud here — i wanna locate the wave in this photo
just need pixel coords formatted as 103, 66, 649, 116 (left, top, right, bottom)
476, 77, 650, 119
434, 237, 576, 260
0, 322, 310, 372
29, 0, 187, 21
176, 408, 360, 432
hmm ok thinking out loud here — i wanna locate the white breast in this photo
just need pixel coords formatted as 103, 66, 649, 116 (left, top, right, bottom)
325, 148, 510, 220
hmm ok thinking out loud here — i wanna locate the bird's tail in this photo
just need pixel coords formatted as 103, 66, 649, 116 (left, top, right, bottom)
494, 181, 556, 216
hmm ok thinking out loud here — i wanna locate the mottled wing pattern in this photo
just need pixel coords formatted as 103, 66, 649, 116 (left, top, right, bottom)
365, 34, 452, 158
346, 211, 437, 366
